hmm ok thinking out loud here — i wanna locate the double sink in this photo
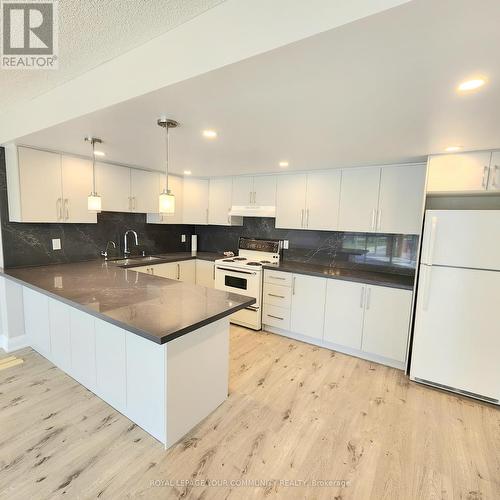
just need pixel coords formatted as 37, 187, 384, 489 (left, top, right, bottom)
108, 255, 166, 268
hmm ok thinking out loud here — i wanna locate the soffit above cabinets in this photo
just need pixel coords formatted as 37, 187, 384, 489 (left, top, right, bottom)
13, 0, 500, 177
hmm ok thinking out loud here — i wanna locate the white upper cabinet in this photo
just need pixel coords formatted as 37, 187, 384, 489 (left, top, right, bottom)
275, 174, 307, 229
231, 176, 254, 205
208, 177, 242, 226
7, 146, 97, 223
61, 156, 97, 223
377, 164, 425, 234
231, 175, 276, 206
487, 152, 500, 191
305, 170, 341, 231
338, 166, 381, 233
130, 169, 159, 213
427, 152, 492, 193
96, 162, 131, 212
183, 177, 209, 224
253, 175, 276, 206
15, 147, 62, 223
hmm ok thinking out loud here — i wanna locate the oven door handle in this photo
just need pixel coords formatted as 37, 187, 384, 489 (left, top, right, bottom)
216, 266, 257, 276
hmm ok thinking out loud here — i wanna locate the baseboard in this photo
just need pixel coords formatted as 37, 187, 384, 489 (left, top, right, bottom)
0, 334, 29, 353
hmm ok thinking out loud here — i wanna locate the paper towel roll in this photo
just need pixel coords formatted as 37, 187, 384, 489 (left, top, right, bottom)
191, 234, 197, 254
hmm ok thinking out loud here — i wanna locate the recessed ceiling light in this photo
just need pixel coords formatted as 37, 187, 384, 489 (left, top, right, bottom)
279, 161, 289, 167
457, 78, 486, 92
183, 170, 192, 175
94, 150, 105, 157
445, 146, 462, 152
202, 130, 217, 138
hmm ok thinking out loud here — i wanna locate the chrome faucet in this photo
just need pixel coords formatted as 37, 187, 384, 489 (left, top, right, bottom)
123, 230, 138, 257
101, 240, 116, 260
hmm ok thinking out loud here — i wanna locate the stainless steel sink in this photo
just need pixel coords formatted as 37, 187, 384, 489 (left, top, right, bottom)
109, 256, 164, 267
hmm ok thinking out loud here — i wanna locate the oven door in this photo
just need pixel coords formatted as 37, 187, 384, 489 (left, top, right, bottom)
215, 266, 261, 308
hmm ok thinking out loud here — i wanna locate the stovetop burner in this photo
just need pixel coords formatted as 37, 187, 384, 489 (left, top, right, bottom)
246, 261, 262, 266
260, 260, 271, 264
222, 259, 235, 262
233, 257, 247, 261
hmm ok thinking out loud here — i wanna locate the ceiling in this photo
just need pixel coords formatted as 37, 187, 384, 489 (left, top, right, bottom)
16, 0, 500, 177
0, 0, 224, 115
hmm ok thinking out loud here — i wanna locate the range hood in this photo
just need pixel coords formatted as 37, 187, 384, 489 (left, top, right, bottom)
229, 205, 276, 217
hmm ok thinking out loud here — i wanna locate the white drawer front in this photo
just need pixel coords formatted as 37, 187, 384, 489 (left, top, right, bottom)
264, 269, 292, 286
263, 282, 292, 308
263, 304, 291, 330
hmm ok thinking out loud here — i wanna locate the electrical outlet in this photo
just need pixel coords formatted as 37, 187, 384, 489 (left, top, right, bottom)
52, 238, 61, 250
282, 240, 289, 250
181, 234, 186, 243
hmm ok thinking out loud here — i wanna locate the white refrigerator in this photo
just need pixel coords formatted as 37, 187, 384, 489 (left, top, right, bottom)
410, 210, 500, 405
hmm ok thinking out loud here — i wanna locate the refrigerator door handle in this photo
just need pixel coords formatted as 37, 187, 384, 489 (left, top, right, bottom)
426, 216, 438, 265
422, 266, 432, 311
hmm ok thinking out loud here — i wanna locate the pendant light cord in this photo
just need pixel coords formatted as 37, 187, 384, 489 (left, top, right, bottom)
164, 124, 170, 193
92, 139, 96, 194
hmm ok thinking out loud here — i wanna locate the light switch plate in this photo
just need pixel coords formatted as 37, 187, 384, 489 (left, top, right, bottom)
282, 240, 289, 249
181, 234, 186, 243
52, 238, 61, 250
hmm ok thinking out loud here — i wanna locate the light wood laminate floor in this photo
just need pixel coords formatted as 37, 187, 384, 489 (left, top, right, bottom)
0, 326, 498, 499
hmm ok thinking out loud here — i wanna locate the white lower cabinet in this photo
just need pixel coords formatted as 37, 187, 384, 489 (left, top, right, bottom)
263, 270, 413, 368
195, 260, 215, 288
361, 285, 412, 363
131, 259, 197, 283
178, 260, 196, 284
48, 298, 71, 373
95, 319, 127, 412
323, 280, 365, 350
290, 274, 326, 340
70, 308, 97, 390
23, 287, 51, 357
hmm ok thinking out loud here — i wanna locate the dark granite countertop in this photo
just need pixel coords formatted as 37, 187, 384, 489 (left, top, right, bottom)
1, 259, 254, 344
263, 261, 415, 290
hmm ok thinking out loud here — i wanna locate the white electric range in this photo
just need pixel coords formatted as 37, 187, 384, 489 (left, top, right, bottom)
214, 237, 280, 330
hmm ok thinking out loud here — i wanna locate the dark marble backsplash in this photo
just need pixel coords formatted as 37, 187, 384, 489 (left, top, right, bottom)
0, 148, 194, 268
195, 218, 418, 275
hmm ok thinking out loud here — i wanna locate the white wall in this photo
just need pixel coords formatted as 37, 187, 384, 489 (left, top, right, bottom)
0, 0, 409, 144
0, 277, 26, 352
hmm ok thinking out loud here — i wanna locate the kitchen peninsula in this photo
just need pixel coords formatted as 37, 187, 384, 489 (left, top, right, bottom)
1, 259, 255, 447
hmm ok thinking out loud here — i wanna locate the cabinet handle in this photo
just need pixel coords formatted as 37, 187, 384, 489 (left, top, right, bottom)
371, 208, 376, 230
269, 276, 285, 280
301, 209, 304, 228
366, 288, 371, 310
292, 276, 296, 295
177, 263, 180, 280
268, 293, 285, 299
128, 197, 132, 210
206, 208, 209, 223
377, 209, 382, 231
151, 267, 154, 275
267, 314, 284, 321
306, 208, 310, 228
426, 216, 438, 265
227, 208, 231, 224
132, 197, 136, 210
492, 165, 499, 188
64, 199, 70, 220
249, 191, 252, 204
253, 191, 257, 204
213, 264, 215, 280
359, 287, 365, 308
482, 166, 489, 188
56, 198, 62, 220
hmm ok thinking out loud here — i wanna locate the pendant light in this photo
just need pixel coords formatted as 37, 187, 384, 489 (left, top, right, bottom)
157, 117, 179, 214
85, 136, 102, 212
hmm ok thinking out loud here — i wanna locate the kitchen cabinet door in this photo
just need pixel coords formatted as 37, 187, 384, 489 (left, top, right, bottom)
338, 167, 381, 233
487, 152, 500, 191
130, 169, 159, 213
69, 308, 96, 390
178, 260, 196, 284
253, 175, 276, 205
48, 298, 71, 373
323, 280, 365, 350
95, 319, 126, 411
305, 170, 341, 230
275, 174, 307, 229
377, 164, 425, 234
208, 177, 233, 225
196, 260, 215, 288
290, 274, 326, 340
96, 162, 131, 212
232, 176, 253, 205
61, 155, 97, 223
17, 147, 62, 222
183, 178, 209, 224
427, 152, 492, 193
150, 262, 177, 279
23, 287, 51, 357
361, 285, 411, 363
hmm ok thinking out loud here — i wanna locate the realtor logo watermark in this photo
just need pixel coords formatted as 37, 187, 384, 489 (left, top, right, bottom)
1, 0, 58, 69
